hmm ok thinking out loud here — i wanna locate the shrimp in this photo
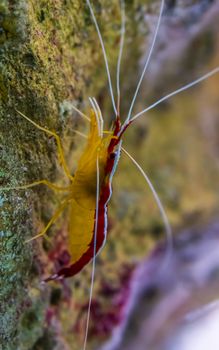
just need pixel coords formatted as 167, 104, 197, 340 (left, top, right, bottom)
1, 0, 219, 348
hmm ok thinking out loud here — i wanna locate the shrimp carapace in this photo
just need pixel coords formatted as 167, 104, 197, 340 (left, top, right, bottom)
45, 111, 123, 281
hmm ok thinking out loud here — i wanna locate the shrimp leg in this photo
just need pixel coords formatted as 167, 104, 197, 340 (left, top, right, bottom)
15, 109, 73, 181
0, 179, 71, 192
25, 198, 70, 243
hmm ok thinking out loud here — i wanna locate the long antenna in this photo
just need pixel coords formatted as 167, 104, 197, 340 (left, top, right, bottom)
83, 157, 100, 350
93, 97, 104, 137
71, 104, 91, 122
122, 146, 172, 269
86, 0, 117, 116
124, 0, 165, 125
116, 0, 126, 114
89, 97, 101, 137
131, 66, 219, 122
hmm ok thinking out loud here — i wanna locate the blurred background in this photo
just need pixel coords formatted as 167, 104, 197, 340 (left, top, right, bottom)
83, 1, 219, 349
44, 1, 219, 349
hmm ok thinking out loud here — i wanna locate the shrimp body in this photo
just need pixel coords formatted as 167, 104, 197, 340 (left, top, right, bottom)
47, 111, 122, 280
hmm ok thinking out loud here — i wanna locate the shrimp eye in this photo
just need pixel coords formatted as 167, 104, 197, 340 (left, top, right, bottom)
109, 152, 116, 160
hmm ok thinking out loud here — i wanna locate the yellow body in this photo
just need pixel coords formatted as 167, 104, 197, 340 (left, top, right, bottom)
10, 109, 112, 265
68, 110, 111, 263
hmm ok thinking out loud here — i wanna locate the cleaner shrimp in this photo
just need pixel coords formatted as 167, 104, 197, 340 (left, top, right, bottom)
1, 0, 219, 349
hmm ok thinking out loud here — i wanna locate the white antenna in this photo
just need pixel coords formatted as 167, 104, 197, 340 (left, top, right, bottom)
86, 0, 117, 116
89, 97, 101, 137
131, 66, 219, 122
71, 104, 91, 122
122, 146, 172, 269
83, 157, 100, 350
124, 0, 165, 125
116, 0, 126, 113
93, 97, 104, 137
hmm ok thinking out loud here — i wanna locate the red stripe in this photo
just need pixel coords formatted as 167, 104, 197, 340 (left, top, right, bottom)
46, 120, 121, 281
